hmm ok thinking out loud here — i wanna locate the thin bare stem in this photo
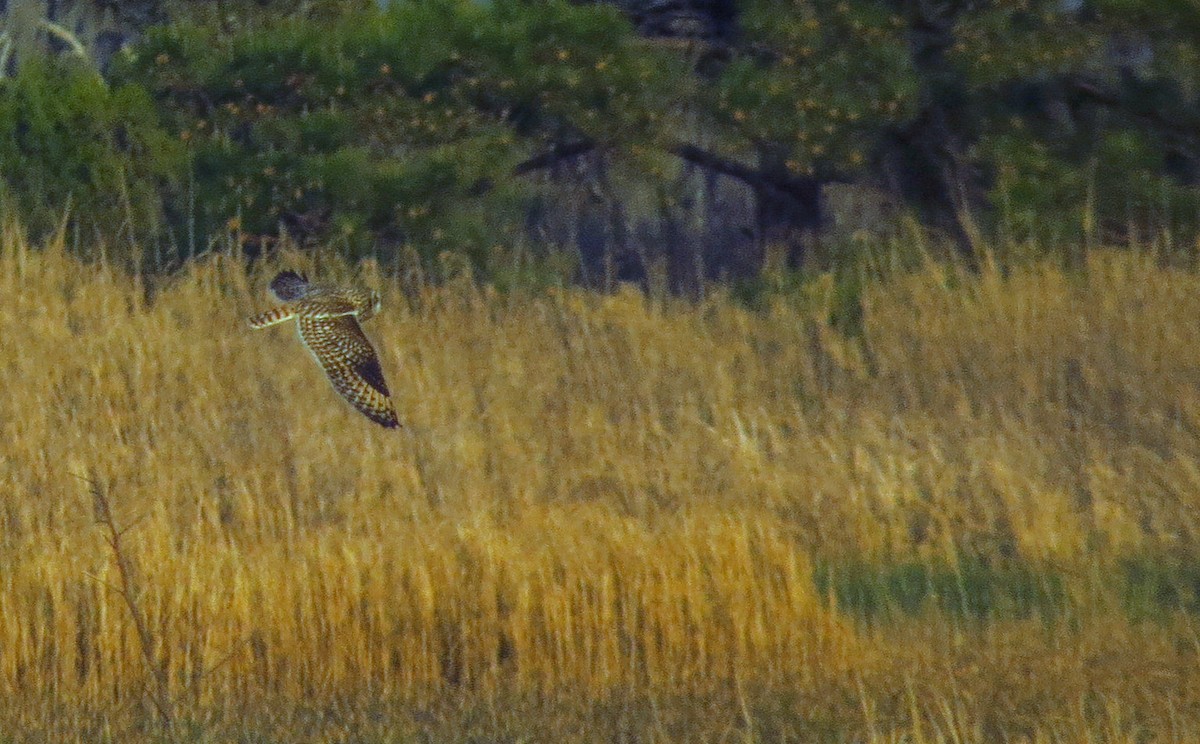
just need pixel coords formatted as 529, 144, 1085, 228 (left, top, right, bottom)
85, 475, 176, 738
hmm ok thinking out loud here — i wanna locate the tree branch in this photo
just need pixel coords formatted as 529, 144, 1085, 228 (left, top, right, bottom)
513, 140, 597, 175
513, 139, 843, 199
1066, 77, 1200, 146
672, 142, 847, 193
671, 143, 769, 188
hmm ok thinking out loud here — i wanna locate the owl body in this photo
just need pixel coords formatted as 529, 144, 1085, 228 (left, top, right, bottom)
248, 271, 400, 428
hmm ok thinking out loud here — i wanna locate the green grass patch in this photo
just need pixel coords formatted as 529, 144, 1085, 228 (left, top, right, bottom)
1120, 555, 1200, 622
813, 557, 1070, 624
817, 555, 1200, 626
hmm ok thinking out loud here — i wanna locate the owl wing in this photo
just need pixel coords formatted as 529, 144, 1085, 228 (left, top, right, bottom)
297, 314, 400, 428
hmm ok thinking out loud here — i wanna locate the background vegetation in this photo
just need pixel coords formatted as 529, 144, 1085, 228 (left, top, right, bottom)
4, 0, 1200, 278
4, 1, 1200, 741
1, 231, 1200, 740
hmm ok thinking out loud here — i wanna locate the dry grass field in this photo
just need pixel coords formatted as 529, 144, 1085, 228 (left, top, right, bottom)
2, 227, 1200, 741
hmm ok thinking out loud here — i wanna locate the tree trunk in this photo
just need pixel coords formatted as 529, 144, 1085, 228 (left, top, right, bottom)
756, 145, 822, 270
876, 0, 988, 259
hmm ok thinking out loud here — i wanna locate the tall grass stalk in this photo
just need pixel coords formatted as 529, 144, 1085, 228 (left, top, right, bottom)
1, 229, 1199, 739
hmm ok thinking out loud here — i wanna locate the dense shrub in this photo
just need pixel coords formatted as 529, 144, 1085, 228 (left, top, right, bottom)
955, 0, 1200, 246
0, 60, 182, 259
984, 127, 1200, 247
707, 0, 919, 180
112, 0, 676, 268
3, 0, 1200, 278
714, 0, 1200, 253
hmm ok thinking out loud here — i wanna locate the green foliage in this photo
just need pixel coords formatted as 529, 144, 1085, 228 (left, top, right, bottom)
113, 0, 677, 267
717, 0, 1200, 248
947, 0, 1101, 86
1121, 554, 1200, 622
705, 0, 919, 179
957, 2, 1200, 243
0, 59, 182, 258
813, 558, 1070, 625
1095, 0, 1200, 37
4, 0, 1200, 277
987, 126, 1200, 244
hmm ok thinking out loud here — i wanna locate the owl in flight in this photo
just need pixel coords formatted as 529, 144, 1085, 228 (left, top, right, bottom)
247, 271, 400, 428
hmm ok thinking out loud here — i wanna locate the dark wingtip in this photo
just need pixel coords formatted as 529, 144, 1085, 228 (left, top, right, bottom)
355, 358, 391, 398
368, 409, 401, 429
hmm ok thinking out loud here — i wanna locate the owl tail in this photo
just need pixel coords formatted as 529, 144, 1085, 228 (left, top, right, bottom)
247, 305, 296, 329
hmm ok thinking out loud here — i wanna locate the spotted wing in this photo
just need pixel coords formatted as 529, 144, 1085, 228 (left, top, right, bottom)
297, 314, 400, 428
247, 304, 295, 329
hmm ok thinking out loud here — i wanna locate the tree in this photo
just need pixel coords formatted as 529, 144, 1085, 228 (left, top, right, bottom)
687, 0, 919, 266
119, 0, 679, 267
0, 0, 167, 74
678, 0, 1200, 260
7, 0, 1200, 279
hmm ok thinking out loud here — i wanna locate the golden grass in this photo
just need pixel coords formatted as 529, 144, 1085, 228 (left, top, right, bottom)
2, 228, 1200, 740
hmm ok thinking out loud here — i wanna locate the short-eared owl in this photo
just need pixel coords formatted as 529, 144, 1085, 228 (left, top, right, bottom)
248, 271, 400, 428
